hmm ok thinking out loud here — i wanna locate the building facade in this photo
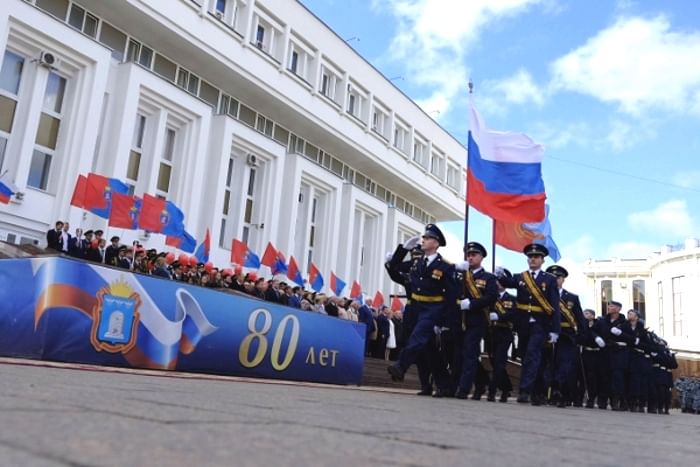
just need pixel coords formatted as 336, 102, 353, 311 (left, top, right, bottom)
0, 0, 467, 297
582, 239, 700, 353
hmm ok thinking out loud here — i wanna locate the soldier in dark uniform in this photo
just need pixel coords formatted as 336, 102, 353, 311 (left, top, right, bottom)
626, 309, 651, 412
546, 265, 586, 408
581, 308, 607, 408
453, 242, 498, 400
104, 236, 121, 267
497, 243, 560, 406
599, 300, 633, 411
487, 267, 516, 402
384, 244, 437, 395
387, 224, 457, 395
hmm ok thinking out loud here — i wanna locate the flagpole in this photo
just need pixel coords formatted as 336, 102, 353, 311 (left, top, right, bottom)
463, 79, 474, 261
491, 218, 496, 272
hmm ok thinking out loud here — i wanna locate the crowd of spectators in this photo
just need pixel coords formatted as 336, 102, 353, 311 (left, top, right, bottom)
45, 220, 405, 360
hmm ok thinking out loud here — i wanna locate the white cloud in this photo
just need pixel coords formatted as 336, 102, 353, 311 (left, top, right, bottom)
550, 15, 700, 116
437, 224, 465, 264
671, 170, 700, 189
559, 233, 595, 263
373, 0, 542, 117
488, 68, 546, 106
627, 199, 696, 237
605, 241, 658, 258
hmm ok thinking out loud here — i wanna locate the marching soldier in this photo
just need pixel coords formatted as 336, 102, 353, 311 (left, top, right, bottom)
384, 242, 436, 396
497, 243, 560, 406
546, 265, 586, 408
453, 242, 498, 399
626, 309, 651, 412
581, 308, 607, 408
487, 268, 516, 402
387, 224, 457, 397
599, 301, 633, 411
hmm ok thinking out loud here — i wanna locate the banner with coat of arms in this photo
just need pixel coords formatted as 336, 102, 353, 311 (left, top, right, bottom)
0, 257, 365, 385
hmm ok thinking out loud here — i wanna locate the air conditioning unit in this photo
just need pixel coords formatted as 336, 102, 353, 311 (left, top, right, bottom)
39, 52, 57, 68
246, 153, 258, 166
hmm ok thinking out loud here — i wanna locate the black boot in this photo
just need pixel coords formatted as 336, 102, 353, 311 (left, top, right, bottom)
611, 397, 623, 411
499, 392, 510, 403
487, 391, 496, 402
517, 392, 530, 403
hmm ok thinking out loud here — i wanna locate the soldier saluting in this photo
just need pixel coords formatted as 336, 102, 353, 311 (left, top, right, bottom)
497, 243, 560, 405
387, 224, 457, 394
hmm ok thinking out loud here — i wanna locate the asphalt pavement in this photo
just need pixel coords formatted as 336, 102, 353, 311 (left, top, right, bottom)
1, 358, 699, 467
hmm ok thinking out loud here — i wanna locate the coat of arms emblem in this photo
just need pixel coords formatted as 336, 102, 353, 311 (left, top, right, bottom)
90, 278, 141, 353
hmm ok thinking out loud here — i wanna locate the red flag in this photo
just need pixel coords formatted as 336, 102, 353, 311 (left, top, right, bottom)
372, 290, 384, 309
139, 193, 166, 232
391, 296, 403, 312
261, 241, 277, 268
70, 175, 87, 208
109, 193, 139, 229
166, 236, 181, 247
350, 280, 362, 300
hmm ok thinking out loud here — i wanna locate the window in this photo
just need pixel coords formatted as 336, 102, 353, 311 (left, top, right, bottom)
156, 128, 176, 195
372, 106, 389, 139
430, 151, 444, 178
98, 22, 128, 60
126, 40, 154, 68
198, 80, 219, 107
242, 167, 257, 245
446, 165, 460, 191
287, 41, 313, 82
319, 66, 341, 104
657, 281, 664, 335
0, 50, 24, 173
216, 0, 226, 14
289, 50, 298, 73
219, 94, 239, 118
177, 68, 199, 95
67, 4, 98, 38
632, 280, 646, 320
28, 72, 67, 191
153, 54, 177, 82
238, 104, 256, 127
255, 25, 265, 49
307, 196, 318, 269
256, 114, 273, 138
600, 280, 613, 315
36, 0, 69, 20
672, 276, 683, 336
126, 114, 146, 192
413, 138, 427, 167
220, 156, 235, 248
346, 84, 365, 121
393, 123, 409, 155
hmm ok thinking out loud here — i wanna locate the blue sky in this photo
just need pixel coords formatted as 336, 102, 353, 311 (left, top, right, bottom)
302, 0, 700, 295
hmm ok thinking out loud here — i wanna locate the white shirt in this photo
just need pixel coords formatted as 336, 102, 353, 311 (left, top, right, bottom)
424, 253, 438, 267
470, 267, 483, 274
60, 231, 69, 252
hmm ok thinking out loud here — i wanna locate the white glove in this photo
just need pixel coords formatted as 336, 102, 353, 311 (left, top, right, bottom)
610, 327, 622, 336
635, 337, 640, 346
489, 312, 499, 321
433, 325, 442, 335
460, 298, 471, 310
455, 261, 469, 271
651, 352, 658, 357
385, 252, 393, 262
595, 336, 606, 348
548, 332, 559, 344
403, 235, 420, 250
494, 266, 505, 277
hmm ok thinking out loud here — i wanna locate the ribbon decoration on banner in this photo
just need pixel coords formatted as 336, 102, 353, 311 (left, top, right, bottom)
32, 258, 217, 369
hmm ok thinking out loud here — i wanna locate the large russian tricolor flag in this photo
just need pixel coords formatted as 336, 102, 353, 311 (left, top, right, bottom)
467, 105, 546, 223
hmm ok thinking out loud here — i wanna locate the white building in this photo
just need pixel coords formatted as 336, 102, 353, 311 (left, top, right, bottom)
582, 238, 700, 353
0, 0, 467, 296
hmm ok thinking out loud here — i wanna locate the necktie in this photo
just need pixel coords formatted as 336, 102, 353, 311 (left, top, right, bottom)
530, 270, 537, 280
422, 257, 429, 271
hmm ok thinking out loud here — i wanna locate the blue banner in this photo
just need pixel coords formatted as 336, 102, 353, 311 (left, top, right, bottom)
0, 257, 365, 385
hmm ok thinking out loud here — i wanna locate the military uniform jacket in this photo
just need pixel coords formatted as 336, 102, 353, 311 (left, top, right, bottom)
599, 315, 633, 348
459, 268, 498, 328
582, 318, 605, 349
559, 289, 586, 341
499, 270, 561, 334
493, 290, 516, 329
389, 245, 457, 320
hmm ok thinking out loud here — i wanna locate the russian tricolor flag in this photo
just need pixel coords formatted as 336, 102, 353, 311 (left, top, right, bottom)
350, 280, 362, 300
194, 228, 211, 263
308, 262, 324, 292
330, 271, 346, 296
0, 177, 17, 204
467, 105, 546, 223
287, 256, 304, 287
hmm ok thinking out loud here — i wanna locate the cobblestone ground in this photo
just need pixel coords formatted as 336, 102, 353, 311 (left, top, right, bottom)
1, 359, 699, 467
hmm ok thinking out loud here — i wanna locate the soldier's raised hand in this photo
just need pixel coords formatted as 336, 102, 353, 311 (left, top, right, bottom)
403, 235, 420, 250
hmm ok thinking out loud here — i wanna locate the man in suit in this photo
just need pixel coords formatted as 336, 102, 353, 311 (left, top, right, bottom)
453, 241, 498, 400
387, 224, 457, 397
104, 236, 121, 266
45, 221, 63, 251
497, 243, 560, 405
546, 265, 586, 408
